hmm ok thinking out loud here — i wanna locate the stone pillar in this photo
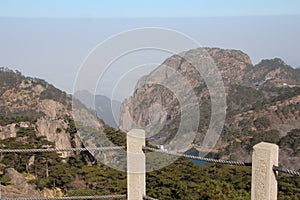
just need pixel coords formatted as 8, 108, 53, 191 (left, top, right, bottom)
251, 142, 279, 200
127, 129, 146, 200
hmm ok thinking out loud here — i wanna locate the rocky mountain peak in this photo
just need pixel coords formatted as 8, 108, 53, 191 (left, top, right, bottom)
119, 47, 300, 169
204, 48, 252, 84
258, 57, 286, 67
246, 57, 300, 86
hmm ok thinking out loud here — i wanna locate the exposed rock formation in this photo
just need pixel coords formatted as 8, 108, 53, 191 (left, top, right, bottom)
119, 47, 300, 168
1, 168, 42, 198
0, 68, 106, 154
0, 67, 108, 197
0, 124, 17, 139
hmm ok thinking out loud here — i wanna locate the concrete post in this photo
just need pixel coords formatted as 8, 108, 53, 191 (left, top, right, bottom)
251, 142, 279, 200
127, 129, 146, 200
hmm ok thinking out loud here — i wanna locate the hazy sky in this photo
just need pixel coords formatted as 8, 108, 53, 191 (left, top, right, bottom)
1, 0, 300, 18
0, 1, 299, 100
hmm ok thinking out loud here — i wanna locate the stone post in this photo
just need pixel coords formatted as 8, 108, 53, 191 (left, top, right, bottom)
127, 129, 146, 200
251, 142, 279, 200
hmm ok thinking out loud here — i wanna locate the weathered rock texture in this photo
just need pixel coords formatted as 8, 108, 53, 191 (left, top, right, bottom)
1, 168, 42, 198
120, 48, 300, 169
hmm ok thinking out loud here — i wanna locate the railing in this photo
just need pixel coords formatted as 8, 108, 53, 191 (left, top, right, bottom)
1, 129, 299, 200
127, 129, 300, 200
0, 146, 128, 200
1, 195, 127, 200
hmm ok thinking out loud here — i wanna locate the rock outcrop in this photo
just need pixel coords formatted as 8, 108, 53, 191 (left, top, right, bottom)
0, 67, 107, 197
1, 168, 42, 198
0, 124, 17, 139
119, 47, 300, 168
0, 68, 105, 154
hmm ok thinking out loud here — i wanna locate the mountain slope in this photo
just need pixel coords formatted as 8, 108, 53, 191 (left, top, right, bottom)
119, 48, 300, 169
0, 67, 107, 197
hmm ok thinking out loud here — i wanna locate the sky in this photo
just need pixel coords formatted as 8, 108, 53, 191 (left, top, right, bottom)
0, 1, 299, 101
1, 0, 300, 18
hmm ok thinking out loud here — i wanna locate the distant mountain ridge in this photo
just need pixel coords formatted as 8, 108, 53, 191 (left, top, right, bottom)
74, 90, 121, 128
119, 47, 300, 169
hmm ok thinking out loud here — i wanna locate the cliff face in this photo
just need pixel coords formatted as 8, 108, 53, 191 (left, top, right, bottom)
120, 48, 251, 132
0, 75, 71, 155
0, 68, 108, 197
119, 48, 252, 133
119, 48, 300, 169
0, 68, 105, 156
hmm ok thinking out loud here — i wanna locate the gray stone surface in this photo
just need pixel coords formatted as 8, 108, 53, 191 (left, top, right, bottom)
127, 129, 146, 200
251, 142, 278, 200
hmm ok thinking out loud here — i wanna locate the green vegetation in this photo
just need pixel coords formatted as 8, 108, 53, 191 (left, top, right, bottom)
0, 126, 127, 195
147, 161, 251, 199
0, 115, 38, 126
0, 127, 54, 173
0, 174, 11, 185
278, 175, 300, 200
0, 126, 299, 199
264, 87, 300, 104
250, 129, 281, 146
40, 86, 68, 105
227, 85, 264, 112
0, 66, 299, 198
279, 129, 300, 154
64, 114, 77, 139
0, 67, 25, 94
104, 127, 126, 147
253, 116, 271, 130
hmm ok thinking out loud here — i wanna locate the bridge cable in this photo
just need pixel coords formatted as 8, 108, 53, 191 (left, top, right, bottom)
2, 194, 127, 200
143, 146, 251, 166
0, 146, 125, 153
273, 165, 300, 177
143, 195, 159, 200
